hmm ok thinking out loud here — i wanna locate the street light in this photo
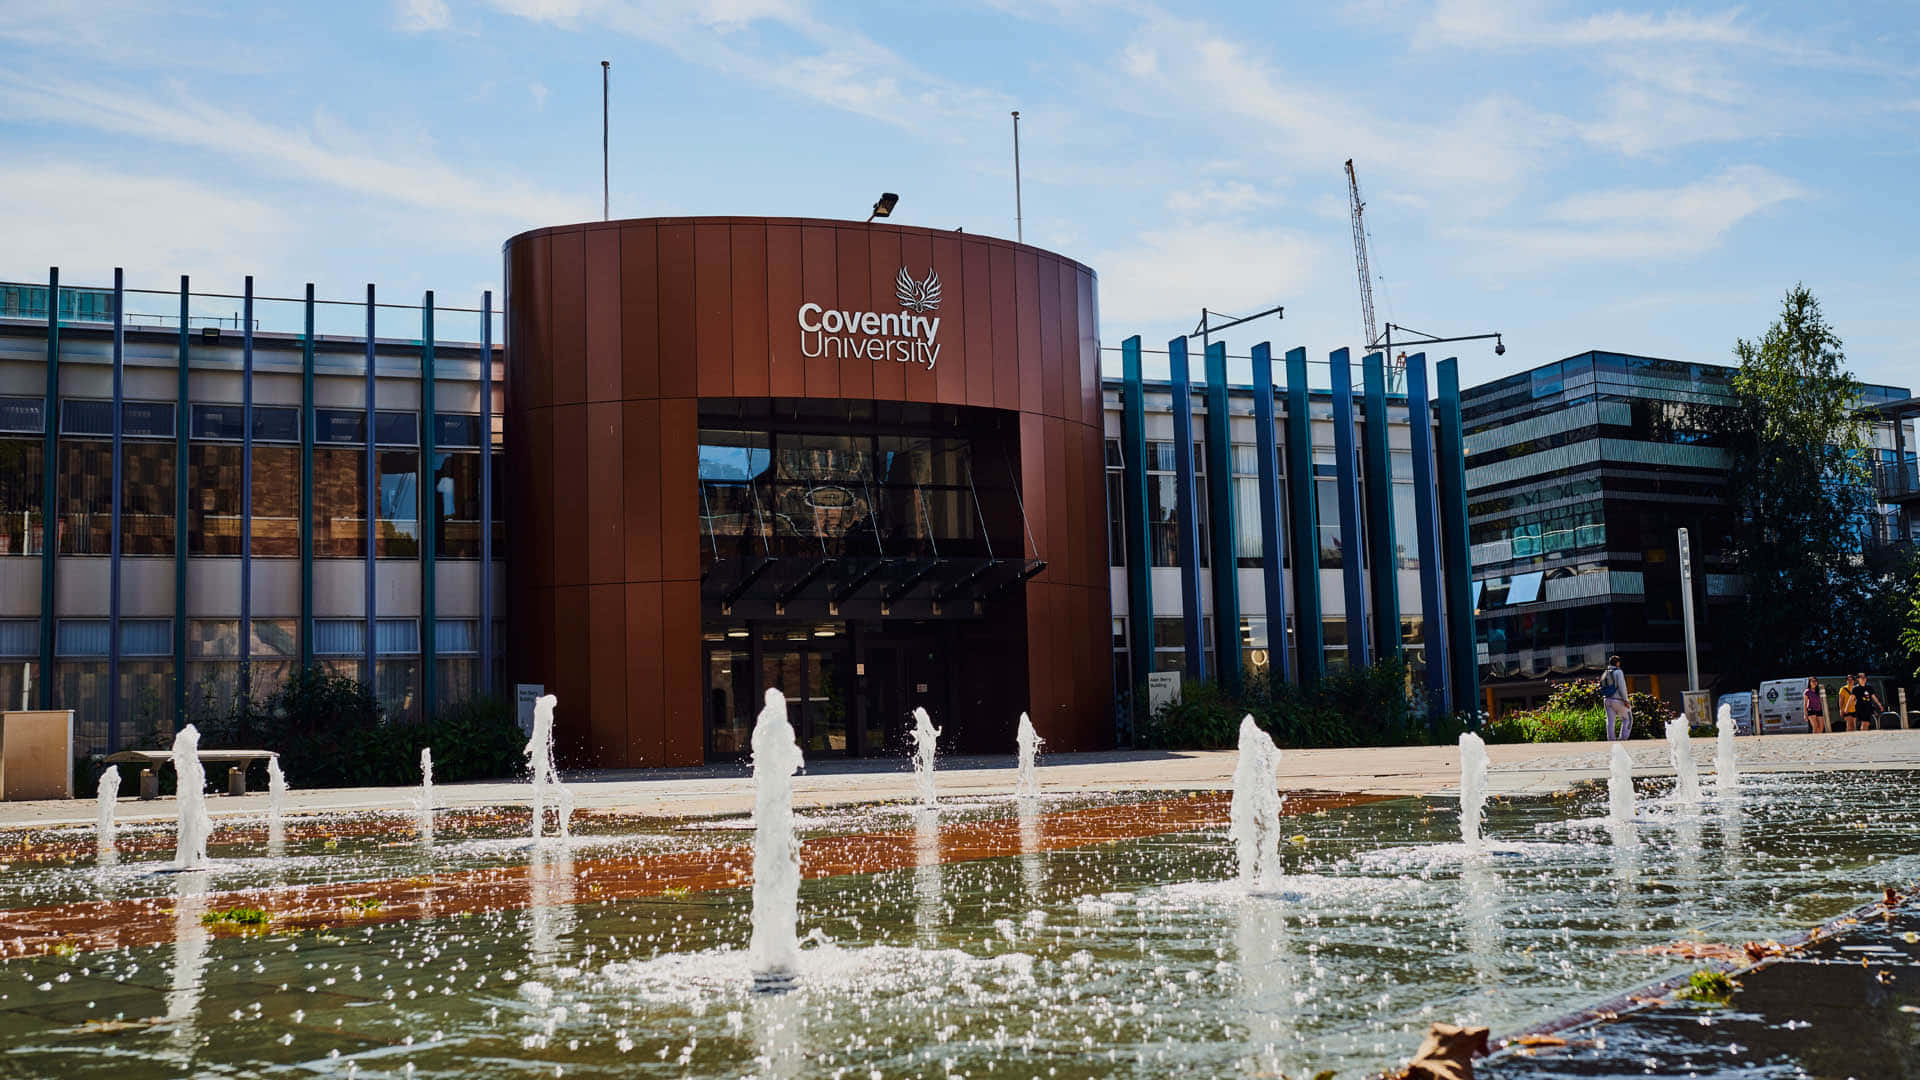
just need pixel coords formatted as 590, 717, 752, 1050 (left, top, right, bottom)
867, 192, 899, 222
1374, 322, 1504, 390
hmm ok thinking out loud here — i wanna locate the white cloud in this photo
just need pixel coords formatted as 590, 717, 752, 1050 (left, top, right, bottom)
1464, 165, 1805, 267
0, 76, 593, 228
484, 0, 1016, 134
1103, 7, 1572, 214
0, 161, 290, 284
395, 0, 452, 32
1166, 182, 1275, 216
1087, 223, 1322, 328
529, 80, 550, 108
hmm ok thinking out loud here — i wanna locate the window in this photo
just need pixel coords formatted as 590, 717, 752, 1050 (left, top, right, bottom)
1105, 439, 1125, 566
1316, 476, 1342, 569
1240, 616, 1271, 680
432, 452, 482, 559
61, 400, 114, 435
121, 402, 175, 438
1323, 616, 1349, 674
375, 618, 421, 722
377, 451, 420, 556
1146, 441, 1209, 568
1231, 443, 1265, 569
0, 438, 44, 555
0, 619, 35, 715
313, 446, 367, 557
187, 443, 244, 554
376, 411, 419, 446
119, 620, 170, 656
190, 404, 246, 440
316, 409, 368, 444
0, 397, 45, 434
55, 619, 108, 658
436, 619, 479, 707
251, 445, 300, 556
435, 414, 482, 448
56, 440, 112, 554
120, 440, 176, 555
1151, 617, 1211, 674
313, 619, 366, 657
252, 407, 298, 444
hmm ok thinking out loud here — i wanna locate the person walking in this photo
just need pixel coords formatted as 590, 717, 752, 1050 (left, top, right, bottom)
1601, 654, 1632, 741
1804, 676, 1827, 734
1852, 674, 1883, 733
1838, 675, 1859, 733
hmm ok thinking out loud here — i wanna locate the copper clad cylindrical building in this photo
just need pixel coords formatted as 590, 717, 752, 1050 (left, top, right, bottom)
505, 217, 1109, 767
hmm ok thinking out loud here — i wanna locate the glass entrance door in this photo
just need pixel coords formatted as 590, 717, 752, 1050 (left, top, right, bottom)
757, 623, 852, 757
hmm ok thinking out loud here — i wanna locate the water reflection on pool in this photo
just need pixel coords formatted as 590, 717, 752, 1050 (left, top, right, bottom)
0, 771, 1916, 1078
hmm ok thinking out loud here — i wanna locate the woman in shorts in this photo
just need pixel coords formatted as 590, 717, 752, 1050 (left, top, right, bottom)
1804, 677, 1826, 733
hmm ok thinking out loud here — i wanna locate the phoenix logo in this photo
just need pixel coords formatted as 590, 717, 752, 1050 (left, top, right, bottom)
895, 267, 942, 314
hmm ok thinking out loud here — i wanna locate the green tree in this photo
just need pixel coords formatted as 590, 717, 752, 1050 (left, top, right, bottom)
1722, 285, 1875, 682
1900, 558, 1920, 680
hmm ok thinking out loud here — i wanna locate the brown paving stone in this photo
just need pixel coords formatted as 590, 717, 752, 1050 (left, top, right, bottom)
0, 791, 1382, 961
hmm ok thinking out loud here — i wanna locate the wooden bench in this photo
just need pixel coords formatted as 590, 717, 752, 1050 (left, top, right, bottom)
103, 749, 279, 798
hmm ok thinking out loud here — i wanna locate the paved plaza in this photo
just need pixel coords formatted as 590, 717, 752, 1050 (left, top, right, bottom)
3, 728, 1916, 830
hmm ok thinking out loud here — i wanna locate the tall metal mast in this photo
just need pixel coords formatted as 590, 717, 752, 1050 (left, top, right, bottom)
1344, 159, 1377, 356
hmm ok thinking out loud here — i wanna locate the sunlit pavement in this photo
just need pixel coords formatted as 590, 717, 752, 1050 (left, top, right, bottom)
4, 727, 1916, 828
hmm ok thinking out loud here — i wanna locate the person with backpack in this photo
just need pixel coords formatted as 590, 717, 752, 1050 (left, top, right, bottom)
1600, 655, 1632, 741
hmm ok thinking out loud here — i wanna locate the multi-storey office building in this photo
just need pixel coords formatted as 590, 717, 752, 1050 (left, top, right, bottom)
1099, 344, 1478, 729
1461, 351, 1913, 714
3, 215, 1480, 766
0, 276, 504, 756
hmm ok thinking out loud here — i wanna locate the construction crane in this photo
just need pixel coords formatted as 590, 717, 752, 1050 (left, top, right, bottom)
1344, 159, 1506, 385
1344, 159, 1378, 358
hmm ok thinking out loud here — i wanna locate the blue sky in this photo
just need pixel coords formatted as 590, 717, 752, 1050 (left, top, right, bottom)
2, 0, 1915, 389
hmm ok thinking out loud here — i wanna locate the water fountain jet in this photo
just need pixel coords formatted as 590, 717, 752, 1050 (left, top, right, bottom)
1458, 733, 1488, 852
1666, 712, 1701, 805
1015, 713, 1043, 798
1229, 716, 1284, 890
418, 747, 435, 841
171, 725, 212, 870
910, 707, 940, 808
266, 756, 288, 855
1714, 703, 1738, 799
749, 688, 805, 992
526, 695, 573, 841
95, 765, 120, 856
1608, 743, 1636, 829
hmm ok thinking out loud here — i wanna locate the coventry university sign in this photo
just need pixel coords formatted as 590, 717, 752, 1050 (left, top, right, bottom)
795, 267, 943, 370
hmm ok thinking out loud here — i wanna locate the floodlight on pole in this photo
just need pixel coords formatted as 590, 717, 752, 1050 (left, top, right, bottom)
867, 193, 899, 223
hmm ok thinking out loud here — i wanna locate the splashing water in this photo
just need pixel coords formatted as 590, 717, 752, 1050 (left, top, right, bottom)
1666, 712, 1701, 805
1458, 732, 1488, 851
526, 695, 574, 841
749, 688, 806, 991
95, 765, 120, 854
418, 747, 435, 841
1715, 703, 1738, 799
1014, 713, 1043, 798
910, 708, 941, 808
1228, 715, 1284, 890
171, 724, 212, 870
266, 756, 288, 855
1608, 742, 1636, 829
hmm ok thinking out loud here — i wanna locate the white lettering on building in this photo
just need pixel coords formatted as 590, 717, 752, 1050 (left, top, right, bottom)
795, 267, 943, 370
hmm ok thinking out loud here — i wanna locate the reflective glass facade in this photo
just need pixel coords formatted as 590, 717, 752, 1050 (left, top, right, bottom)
0, 277, 504, 756
1462, 350, 1913, 715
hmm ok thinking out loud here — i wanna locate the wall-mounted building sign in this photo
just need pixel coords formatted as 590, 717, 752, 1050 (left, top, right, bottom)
796, 267, 943, 369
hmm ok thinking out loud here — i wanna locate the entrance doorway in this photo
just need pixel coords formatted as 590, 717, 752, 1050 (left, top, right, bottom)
704, 621, 854, 760
858, 629, 951, 757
